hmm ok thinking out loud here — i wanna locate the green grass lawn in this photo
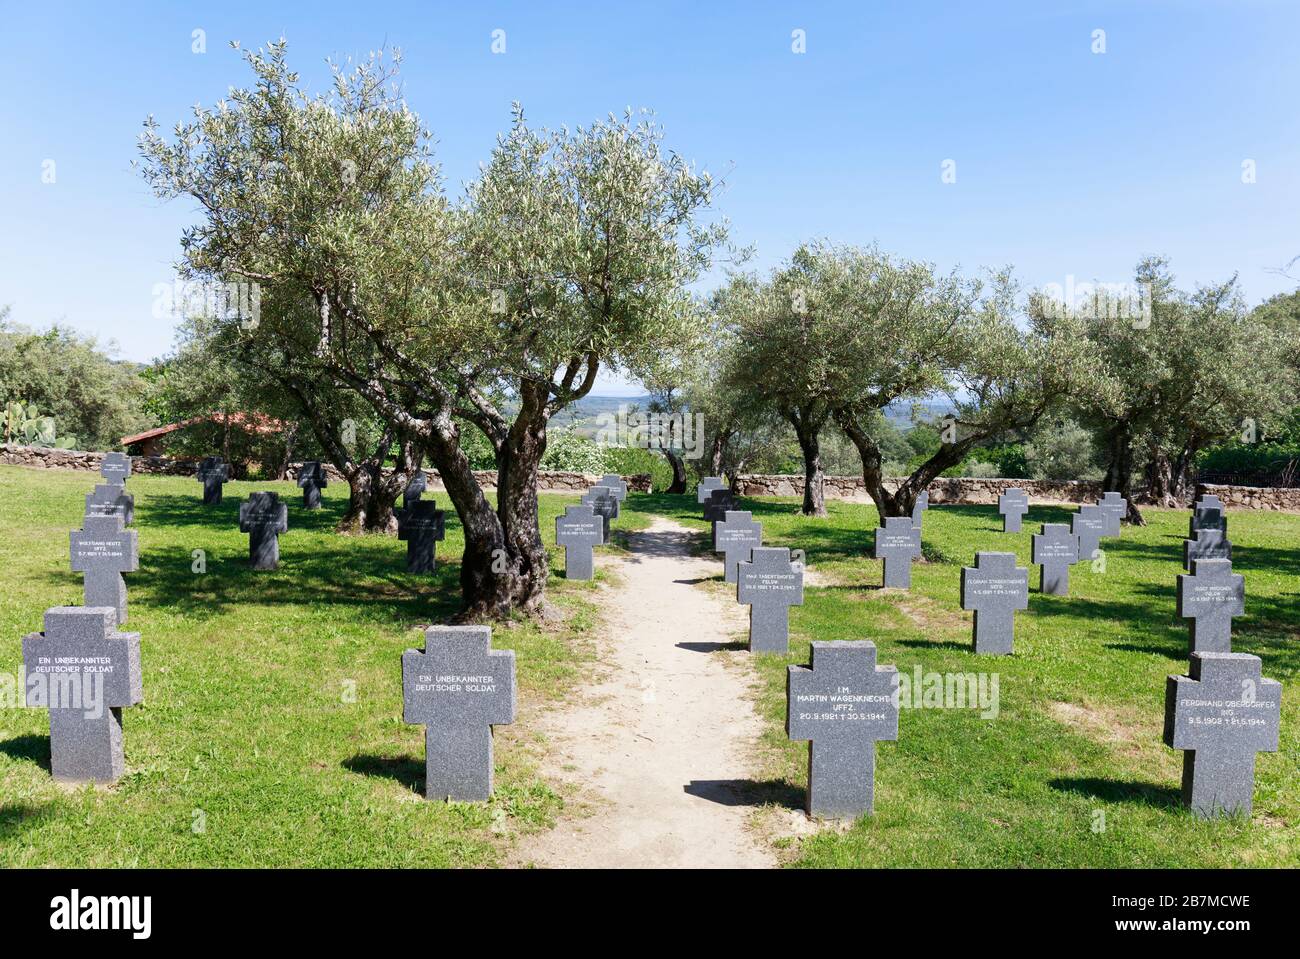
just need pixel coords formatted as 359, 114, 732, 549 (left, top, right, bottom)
0, 465, 645, 867
620, 493, 1300, 868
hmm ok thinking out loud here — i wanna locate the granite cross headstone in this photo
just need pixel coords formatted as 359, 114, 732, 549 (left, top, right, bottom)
1177, 558, 1245, 654
398, 500, 446, 574
70, 513, 138, 625
1164, 652, 1281, 818
196, 456, 230, 505
697, 476, 726, 506
86, 483, 134, 525
581, 486, 618, 538
1189, 503, 1227, 538
704, 488, 737, 549
598, 474, 629, 503
998, 487, 1029, 533
1183, 528, 1233, 572
873, 516, 921, 589
1032, 523, 1079, 595
960, 551, 1029, 655
911, 490, 929, 529
1098, 491, 1127, 537
1071, 503, 1108, 564
239, 492, 289, 570
297, 461, 328, 509
737, 546, 804, 653
787, 641, 899, 818
556, 504, 604, 580
402, 625, 516, 802
22, 606, 143, 783
99, 451, 132, 486
714, 510, 763, 583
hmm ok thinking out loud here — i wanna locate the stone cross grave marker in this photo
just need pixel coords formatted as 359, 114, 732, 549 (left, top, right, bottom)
22, 606, 143, 783
1032, 523, 1079, 595
1177, 558, 1244, 654
738, 546, 804, 653
704, 488, 737, 549
1190, 503, 1227, 538
581, 486, 618, 539
598, 474, 629, 503
403, 471, 428, 510
398, 500, 446, 574
697, 476, 726, 506
402, 625, 516, 802
1071, 504, 1108, 563
1098, 491, 1127, 537
714, 510, 763, 583
911, 490, 929, 529
556, 505, 604, 580
960, 551, 1029, 655
873, 516, 921, 589
297, 461, 328, 509
1183, 528, 1232, 572
86, 483, 134, 525
998, 487, 1029, 533
787, 641, 899, 818
99, 451, 132, 486
196, 456, 230, 505
1164, 651, 1281, 818
239, 492, 289, 570
70, 513, 138, 625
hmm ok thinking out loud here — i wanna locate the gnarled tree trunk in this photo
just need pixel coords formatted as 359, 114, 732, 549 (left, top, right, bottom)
659, 447, 687, 493
1102, 422, 1146, 525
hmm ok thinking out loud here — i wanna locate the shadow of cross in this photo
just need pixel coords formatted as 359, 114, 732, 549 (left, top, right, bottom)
239, 492, 289, 570
397, 500, 446, 574
1177, 558, 1245, 654
556, 505, 604, 580
99, 451, 132, 486
403, 471, 428, 509
1032, 523, 1078, 595
196, 456, 230, 505
402, 626, 516, 802
297, 461, 328, 510
86, 483, 134, 526
738, 546, 804, 653
998, 487, 1029, 532
1183, 528, 1232, 572
70, 513, 138, 625
1098, 491, 1127, 537
1164, 652, 1281, 818
704, 489, 737, 549
22, 606, 143, 783
787, 641, 899, 819
696, 476, 726, 506
960, 551, 1028, 655
714, 510, 763, 583
873, 516, 921, 589
581, 486, 618, 539
1071, 503, 1107, 564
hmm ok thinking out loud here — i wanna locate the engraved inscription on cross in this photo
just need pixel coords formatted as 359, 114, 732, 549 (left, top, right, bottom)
787, 641, 899, 819
697, 476, 726, 506
1071, 503, 1108, 563
402, 625, 516, 802
196, 456, 230, 505
873, 516, 921, 589
1183, 528, 1232, 572
714, 510, 763, 583
998, 487, 1029, 533
556, 505, 604, 580
1032, 523, 1078, 595
70, 513, 138, 624
1164, 652, 1281, 818
297, 461, 328, 509
1098, 491, 1127, 537
737, 546, 804, 653
397, 500, 446, 574
1177, 558, 1244, 654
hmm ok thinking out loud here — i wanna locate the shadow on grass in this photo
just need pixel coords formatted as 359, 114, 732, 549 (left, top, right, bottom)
1105, 641, 1187, 660
0, 734, 49, 771
677, 641, 747, 653
683, 777, 805, 810
0, 802, 54, 840
342, 754, 424, 794
1048, 776, 1181, 809
894, 638, 972, 652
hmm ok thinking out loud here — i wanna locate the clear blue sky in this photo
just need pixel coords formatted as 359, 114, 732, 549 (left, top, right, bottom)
2, 1, 1297, 395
